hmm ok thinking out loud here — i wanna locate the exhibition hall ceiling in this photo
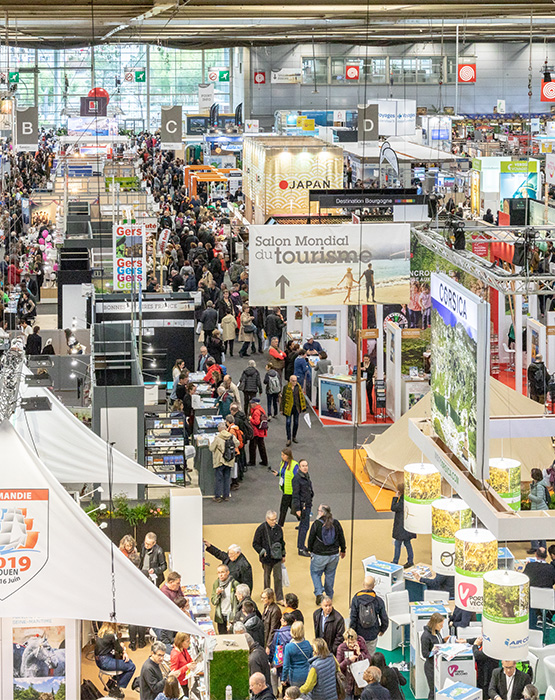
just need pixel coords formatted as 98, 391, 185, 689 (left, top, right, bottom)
2, 0, 555, 47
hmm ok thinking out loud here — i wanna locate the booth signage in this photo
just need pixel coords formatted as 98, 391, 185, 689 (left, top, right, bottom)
500, 160, 535, 173
249, 222, 410, 306
271, 68, 302, 83
310, 188, 423, 209
96, 300, 194, 313
160, 105, 182, 150
112, 222, 146, 292
198, 83, 215, 113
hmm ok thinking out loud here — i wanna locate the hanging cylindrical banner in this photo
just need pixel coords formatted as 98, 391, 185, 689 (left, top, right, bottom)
489, 458, 521, 511
455, 528, 498, 612
431, 498, 473, 575
483, 570, 530, 660
404, 462, 441, 534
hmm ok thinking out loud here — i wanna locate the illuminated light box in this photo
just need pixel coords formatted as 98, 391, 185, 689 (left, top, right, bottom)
431, 498, 473, 575
489, 458, 521, 511
404, 462, 441, 534
455, 528, 498, 612
483, 569, 529, 661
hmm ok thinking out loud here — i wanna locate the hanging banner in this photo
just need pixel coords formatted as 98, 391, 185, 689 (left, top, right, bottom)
482, 570, 530, 661
112, 222, 146, 292
547, 153, 555, 185
198, 83, 215, 114
431, 498, 473, 575
249, 223, 410, 306
160, 106, 182, 150
455, 528, 498, 612
386, 320, 402, 421
431, 273, 490, 479
16, 106, 38, 153
379, 141, 400, 177
358, 104, 379, 142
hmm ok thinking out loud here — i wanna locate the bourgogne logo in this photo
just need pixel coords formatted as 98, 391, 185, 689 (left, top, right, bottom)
278, 178, 331, 190
0, 489, 49, 599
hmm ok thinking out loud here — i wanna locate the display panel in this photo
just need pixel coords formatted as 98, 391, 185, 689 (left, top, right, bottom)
319, 377, 355, 423
430, 273, 490, 478
67, 117, 118, 137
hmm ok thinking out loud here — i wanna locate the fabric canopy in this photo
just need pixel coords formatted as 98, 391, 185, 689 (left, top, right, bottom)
0, 420, 204, 634
13, 375, 168, 486
364, 377, 551, 487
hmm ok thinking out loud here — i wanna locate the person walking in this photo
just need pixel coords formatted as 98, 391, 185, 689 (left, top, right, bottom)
282, 621, 313, 690
390, 483, 415, 568
292, 459, 314, 557
312, 597, 345, 656
299, 638, 339, 700
307, 504, 346, 603
200, 300, 218, 342
239, 359, 262, 407
527, 354, 549, 404
248, 398, 269, 468
349, 576, 389, 656
267, 337, 287, 382
239, 303, 256, 357
221, 311, 237, 357
272, 447, 299, 527
265, 307, 286, 346
293, 348, 311, 395
253, 511, 286, 604
527, 468, 550, 553
281, 375, 307, 447
209, 422, 239, 503
336, 629, 371, 700
264, 362, 281, 418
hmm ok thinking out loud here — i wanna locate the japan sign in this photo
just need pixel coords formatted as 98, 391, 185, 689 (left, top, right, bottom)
458, 64, 476, 83
0, 489, 49, 599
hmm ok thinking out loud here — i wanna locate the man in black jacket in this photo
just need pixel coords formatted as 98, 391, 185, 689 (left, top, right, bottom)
139, 532, 167, 587
312, 596, 345, 655
201, 300, 218, 341
244, 633, 271, 686
249, 671, 276, 700
252, 510, 286, 604
488, 662, 530, 700
204, 541, 253, 590
292, 459, 314, 557
265, 307, 286, 345
523, 547, 555, 626
240, 599, 265, 647
139, 642, 180, 700
349, 575, 389, 656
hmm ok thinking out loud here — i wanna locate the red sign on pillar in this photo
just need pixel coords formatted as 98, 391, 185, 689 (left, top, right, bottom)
254, 71, 266, 85
458, 64, 476, 83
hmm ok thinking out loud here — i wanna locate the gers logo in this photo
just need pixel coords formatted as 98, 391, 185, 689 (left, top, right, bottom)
278, 178, 331, 190
0, 489, 49, 599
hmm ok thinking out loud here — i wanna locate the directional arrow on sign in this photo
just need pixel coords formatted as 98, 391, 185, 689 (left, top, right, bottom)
275, 275, 290, 299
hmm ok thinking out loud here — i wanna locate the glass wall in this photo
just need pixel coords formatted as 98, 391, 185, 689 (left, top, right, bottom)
0, 44, 230, 129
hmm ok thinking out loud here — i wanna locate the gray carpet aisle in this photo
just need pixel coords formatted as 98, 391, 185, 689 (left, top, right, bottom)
200, 343, 394, 526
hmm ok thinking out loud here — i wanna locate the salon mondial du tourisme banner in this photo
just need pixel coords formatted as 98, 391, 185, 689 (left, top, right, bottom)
248, 223, 410, 307
430, 273, 490, 480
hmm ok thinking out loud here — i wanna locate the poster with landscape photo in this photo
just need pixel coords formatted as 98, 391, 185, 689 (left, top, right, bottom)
430, 273, 490, 479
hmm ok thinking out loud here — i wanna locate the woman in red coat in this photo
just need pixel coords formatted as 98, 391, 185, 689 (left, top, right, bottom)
169, 632, 197, 693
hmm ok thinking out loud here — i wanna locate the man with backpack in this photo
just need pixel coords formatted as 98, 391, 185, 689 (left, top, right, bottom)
248, 398, 269, 468
349, 575, 389, 656
527, 354, 549, 404
209, 422, 239, 503
230, 402, 254, 480
307, 504, 346, 603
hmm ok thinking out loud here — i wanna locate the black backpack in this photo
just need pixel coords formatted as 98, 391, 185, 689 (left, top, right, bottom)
81, 680, 103, 700
223, 436, 236, 462
358, 598, 378, 629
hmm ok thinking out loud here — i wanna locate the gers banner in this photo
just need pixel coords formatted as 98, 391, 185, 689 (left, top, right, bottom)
112, 222, 146, 292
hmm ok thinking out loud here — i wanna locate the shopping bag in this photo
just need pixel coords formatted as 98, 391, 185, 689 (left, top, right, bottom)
303, 412, 312, 429
231, 461, 238, 479
196, 321, 202, 334
281, 562, 290, 588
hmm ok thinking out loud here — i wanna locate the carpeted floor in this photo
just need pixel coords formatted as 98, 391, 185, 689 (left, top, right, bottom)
203, 344, 393, 526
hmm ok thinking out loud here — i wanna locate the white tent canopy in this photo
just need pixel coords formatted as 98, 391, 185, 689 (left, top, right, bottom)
0, 420, 203, 635
13, 375, 168, 487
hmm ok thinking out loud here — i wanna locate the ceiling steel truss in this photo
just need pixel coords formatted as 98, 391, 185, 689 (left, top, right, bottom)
412, 223, 555, 296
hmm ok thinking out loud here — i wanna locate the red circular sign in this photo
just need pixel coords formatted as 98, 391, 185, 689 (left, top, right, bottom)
88, 87, 110, 104
279, 180, 288, 189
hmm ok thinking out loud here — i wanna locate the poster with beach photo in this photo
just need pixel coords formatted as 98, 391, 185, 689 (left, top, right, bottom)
249, 223, 410, 306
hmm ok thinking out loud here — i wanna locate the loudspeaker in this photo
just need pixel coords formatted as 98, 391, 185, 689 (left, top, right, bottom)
512, 241, 526, 266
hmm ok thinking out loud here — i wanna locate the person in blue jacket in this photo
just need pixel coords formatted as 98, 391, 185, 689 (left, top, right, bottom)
281, 621, 313, 689
293, 349, 311, 393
